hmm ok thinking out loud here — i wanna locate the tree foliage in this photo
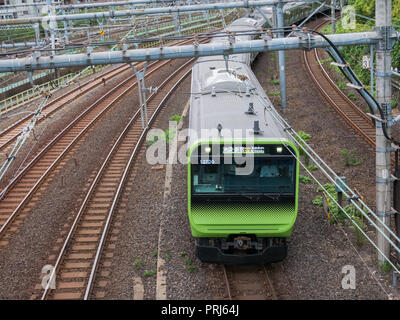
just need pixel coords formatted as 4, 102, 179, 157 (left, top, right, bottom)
335, 0, 400, 87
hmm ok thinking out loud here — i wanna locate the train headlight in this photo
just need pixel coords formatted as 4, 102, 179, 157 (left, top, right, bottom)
204, 146, 212, 154
276, 146, 283, 153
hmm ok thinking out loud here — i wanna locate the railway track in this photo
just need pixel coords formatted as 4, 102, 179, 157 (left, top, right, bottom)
222, 264, 277, 300
37, 58, 195, 300
0, 34, 206, 247
0, 38, 196, 159
303, 20, 377, 148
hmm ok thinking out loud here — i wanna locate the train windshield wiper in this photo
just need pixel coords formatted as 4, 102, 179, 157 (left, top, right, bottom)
238, 189, 281, 201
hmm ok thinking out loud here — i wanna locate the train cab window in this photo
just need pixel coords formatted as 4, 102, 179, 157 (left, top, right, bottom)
192, 157, 296, 195
192, 165, 223, 193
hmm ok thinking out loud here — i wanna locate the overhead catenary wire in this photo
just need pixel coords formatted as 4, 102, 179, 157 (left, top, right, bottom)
0, 10, 237, 184
281, 140, 397, 295
253, 90, 400, 266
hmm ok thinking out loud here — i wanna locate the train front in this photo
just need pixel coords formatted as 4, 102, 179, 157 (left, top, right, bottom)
188, 137, 299, 264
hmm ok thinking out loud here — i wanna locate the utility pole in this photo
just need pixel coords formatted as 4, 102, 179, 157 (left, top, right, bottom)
276, 0, 287, 110
375, 0, 394, 264
331, 0, 336, 34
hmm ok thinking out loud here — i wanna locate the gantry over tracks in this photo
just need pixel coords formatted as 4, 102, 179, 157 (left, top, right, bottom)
0, 38, 199, 158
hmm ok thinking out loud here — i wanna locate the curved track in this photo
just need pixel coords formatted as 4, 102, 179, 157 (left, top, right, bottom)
303, 20, 376, 148
39, 59, 195, 300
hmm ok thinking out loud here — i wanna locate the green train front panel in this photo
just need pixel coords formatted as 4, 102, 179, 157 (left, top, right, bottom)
187, 140, 300, 238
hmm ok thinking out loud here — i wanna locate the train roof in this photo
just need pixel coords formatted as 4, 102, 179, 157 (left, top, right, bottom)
188, 11, 294, 148
189, 57, 291, 145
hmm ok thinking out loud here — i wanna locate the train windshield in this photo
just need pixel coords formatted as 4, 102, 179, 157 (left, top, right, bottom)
191, 157, 296, 195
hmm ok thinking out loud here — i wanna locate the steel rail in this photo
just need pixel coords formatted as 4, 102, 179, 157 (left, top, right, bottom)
222, 265, 232, 300
262, 265, 278, 300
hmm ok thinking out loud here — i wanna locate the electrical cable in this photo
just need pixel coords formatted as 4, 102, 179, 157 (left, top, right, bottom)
307, 27, 400, 147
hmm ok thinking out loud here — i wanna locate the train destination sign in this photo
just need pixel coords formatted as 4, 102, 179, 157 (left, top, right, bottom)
222, 146, 265, 154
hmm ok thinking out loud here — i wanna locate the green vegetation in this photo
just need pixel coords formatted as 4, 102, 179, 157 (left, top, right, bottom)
348, 93, 356, 100
134, 259, 142, 269
153, 249, 158, 258
165, 252, 172, 262
329, 0, 400, 88
378, 260, 393, 274
185, 257, 198, 273
143, 269, 156, 277
312, 183, 368, 245
146, 134, 159, 147
392, 99, 398, 109
337, 80, 346, 91
268, 91, 281, 97
352, 215, 367, 245
295, 131, 311, 166
170, 114, 183, 124
341, 148, 364, 166
299, 175, 312, 184
267, 80, 280, 85
146, 127, 177, 147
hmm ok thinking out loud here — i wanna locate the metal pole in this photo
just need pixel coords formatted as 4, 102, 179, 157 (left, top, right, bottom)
375, 0, 393, 264
371, 44, 374, 96
277, 0, 287, 110
47, 0, 55, 57
34, 23, 40, 45
331, 0, 336, 34
63, 10, 69, 45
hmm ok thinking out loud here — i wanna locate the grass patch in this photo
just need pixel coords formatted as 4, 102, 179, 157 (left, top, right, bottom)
185, 257, 198, 273
337, 81, 347, 91
267, 80, 280, 85
341, 149, 364, 166
312, 183, 368, 236
268, 91, 280, 97
295, 131, 312, 167
170, 114, 183, 124
143, 269, 156, 277
378, 261, 393, 274
299, 175, 312, 184
348, 93, 356, 100
165, 252, 172, 262
134, 259, 142, 269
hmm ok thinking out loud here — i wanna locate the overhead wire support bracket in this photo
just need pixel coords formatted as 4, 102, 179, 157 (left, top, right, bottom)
346, 82, 365, 90
330, 61, 349, 68
366, 113, 387, 123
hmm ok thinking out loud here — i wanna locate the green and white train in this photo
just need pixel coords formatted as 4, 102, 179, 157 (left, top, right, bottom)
187, 2, 330, 264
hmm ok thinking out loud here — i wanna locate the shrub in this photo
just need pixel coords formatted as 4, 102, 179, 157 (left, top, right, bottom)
341, 149, 364, 166
295, 131, 311, 166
